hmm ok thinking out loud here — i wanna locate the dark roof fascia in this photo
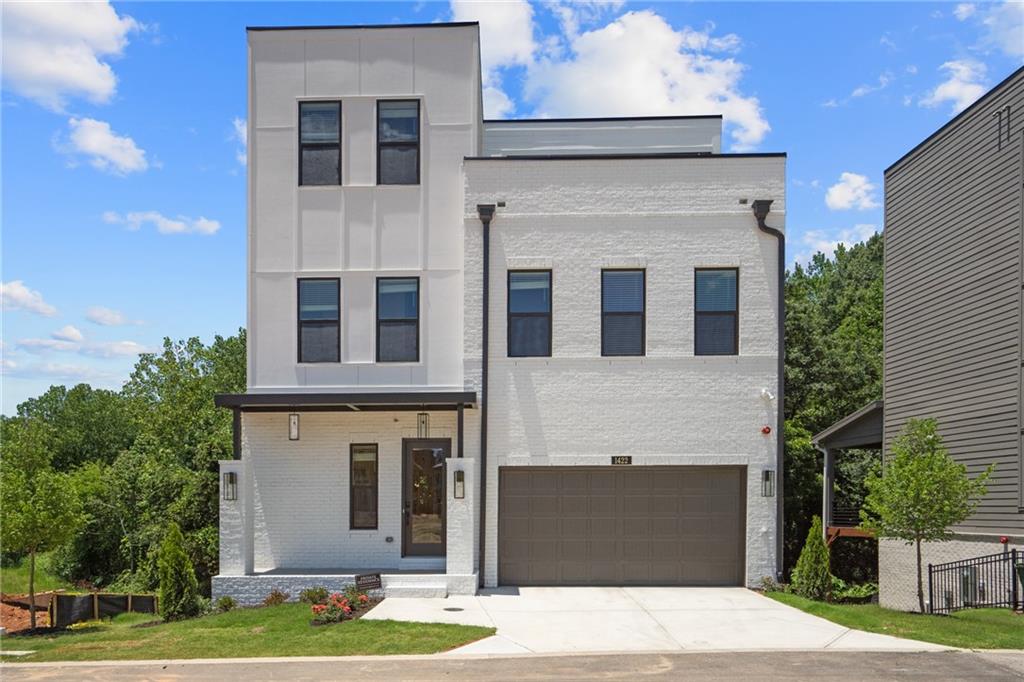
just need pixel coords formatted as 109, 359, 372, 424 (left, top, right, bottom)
464, 152, 786, 161
215, 391, 477, 410
247, 21, 479, 32
483, 115, 723, 123
885, 64, 1024, 175
811, 400, 883, 446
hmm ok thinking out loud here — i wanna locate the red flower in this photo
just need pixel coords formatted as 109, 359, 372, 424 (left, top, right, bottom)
358, 594, 369, 603
312, 604, 326, 614
343, 606, 352, 614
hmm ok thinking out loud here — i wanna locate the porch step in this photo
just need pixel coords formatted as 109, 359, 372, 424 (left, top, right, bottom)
383, 584, 448, 598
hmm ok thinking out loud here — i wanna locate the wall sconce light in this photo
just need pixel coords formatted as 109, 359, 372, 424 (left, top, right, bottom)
454, 470, 465, 499
417, 412, 429, 438
223, 471, 238, 501
288, 413, 300, 441
762, 469, 775, 497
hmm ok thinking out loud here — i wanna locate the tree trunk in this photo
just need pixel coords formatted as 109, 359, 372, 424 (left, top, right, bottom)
915, 538, 925, 614
28, 550, 36, 630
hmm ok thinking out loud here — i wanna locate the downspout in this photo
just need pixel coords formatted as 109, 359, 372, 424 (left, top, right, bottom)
753, 199, 785, 580
476, 204, 495, 589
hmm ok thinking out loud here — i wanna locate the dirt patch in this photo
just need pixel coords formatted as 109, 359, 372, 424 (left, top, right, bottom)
0, 598, 50, 633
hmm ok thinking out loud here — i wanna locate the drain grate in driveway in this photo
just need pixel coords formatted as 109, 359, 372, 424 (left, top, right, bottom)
444, 607, 464, 612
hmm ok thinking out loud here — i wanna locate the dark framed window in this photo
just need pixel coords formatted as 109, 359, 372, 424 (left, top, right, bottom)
298, 278, 340, 363
299, 101, 341, 186
695, 268, 739, 356
602, 270, 645, 356
377, 100, 420, 185
508, 270, 552, 357
350, 444, 378, 530
376, 277, 419, 362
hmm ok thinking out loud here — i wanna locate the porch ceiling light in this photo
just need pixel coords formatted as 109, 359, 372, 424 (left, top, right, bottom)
289, 413, 300, 441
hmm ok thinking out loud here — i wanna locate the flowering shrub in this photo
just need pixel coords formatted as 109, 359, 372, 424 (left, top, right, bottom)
310, 588, 372, 625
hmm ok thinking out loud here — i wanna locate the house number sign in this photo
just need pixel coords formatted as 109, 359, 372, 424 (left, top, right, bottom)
610, 456, 632, 465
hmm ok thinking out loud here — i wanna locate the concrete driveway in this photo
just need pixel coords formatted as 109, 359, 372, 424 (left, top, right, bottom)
363, 587, 951, 655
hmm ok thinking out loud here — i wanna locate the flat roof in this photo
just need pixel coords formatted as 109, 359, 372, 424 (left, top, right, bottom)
465, 152, 786, 161
484, 115, 723, 123
215, 391, 477, 411
247, 21, 479, 32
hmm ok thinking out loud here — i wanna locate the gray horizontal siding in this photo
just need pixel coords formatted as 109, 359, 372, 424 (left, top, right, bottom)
884, 69, 1024, 532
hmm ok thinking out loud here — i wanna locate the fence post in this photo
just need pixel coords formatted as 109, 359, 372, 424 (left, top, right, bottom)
93, 592, 99, 620
927, 563, 934, 614
1012, 549, 1019, 612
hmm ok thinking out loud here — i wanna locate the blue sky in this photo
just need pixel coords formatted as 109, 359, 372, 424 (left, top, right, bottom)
2, 1, 1022, 414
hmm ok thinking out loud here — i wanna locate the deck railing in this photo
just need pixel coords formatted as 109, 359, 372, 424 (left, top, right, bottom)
830, 505, 862, 528
927, 550, 1020, 614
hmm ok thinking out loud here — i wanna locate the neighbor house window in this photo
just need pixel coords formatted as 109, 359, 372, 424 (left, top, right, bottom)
350, 444, 378, 529
298, 278, 340, 363
299, 101, 341, 186
377, 277, 419, 362
377, 100, 419, 185
508, 271, 552, 357
695, 268, 739, 355
602, 270, 645, 356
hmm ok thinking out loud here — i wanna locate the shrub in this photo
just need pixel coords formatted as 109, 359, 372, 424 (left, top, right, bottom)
263, 588, 289, 607
299, 586, 329, 605
758, 575, 780, 592
833, 581, 878, 602
310, 589, 371, 625
158, 523, 202, 621
216, 595, 237, 612
791, 515, 831, 601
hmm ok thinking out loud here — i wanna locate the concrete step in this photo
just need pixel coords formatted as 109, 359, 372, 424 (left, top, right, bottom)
383, 584, 448, 598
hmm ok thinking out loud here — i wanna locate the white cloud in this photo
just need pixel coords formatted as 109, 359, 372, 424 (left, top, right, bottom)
905, 64, 918, 75
825, 172, 880, 211
920, 60, 987, 113
86, 306, 135, 326
52, 325, 84, 342
17, 334, 152, 358
18, 338, 79, 354
979, 1, 1024, 58
61, 117, 148, 175
1, 280, 57, 316
104, 210, 221, 236
851, 71, 893, 98
231, 117, 247, 165
79, 340, 151, 358
524, 11, 769, 150
795, 224, 878, 266
0, 1, 139, 111
954, 3, 977, 21
1, 360, 122, 384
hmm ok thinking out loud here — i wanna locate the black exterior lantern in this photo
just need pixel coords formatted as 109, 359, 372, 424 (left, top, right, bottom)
223, 471, 238, 501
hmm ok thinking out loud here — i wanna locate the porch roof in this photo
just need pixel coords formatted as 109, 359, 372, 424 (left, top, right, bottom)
214, 391, 477, 412
811, 400, 883, 450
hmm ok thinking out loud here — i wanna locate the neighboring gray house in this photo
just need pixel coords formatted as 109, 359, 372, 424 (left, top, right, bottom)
815, 66, 1024, 611
212, 21, 787, 604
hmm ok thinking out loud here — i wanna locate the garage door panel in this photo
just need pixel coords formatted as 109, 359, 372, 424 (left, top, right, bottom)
499, 466, 745, 586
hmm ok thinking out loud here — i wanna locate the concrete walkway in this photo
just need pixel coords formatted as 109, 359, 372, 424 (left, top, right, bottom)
363, 587, 951, 654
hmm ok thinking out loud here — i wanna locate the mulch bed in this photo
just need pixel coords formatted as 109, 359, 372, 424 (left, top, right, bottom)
310, 596, 382, 626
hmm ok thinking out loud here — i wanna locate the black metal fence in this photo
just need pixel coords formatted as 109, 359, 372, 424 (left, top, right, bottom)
927, 549, 1020, 614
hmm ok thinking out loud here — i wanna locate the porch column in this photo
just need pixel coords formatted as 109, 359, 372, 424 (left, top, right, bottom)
820, 446, 834, 535
445, 457, 478, 594
218, 459, 252, 575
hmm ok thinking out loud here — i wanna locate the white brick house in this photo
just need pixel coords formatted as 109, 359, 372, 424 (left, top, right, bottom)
213, 21, 786, 604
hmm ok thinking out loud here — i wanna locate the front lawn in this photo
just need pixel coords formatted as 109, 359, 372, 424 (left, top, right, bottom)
766, 592, 1023, 650
0, 603, 495, 661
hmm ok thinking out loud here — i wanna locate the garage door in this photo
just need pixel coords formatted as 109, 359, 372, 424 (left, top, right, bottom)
498, 466, 745, 586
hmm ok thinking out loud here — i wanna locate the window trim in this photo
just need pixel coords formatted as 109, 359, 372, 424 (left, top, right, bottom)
507, 269, 553, 358
694, 267, 740, 356
297, 277, 341, 364
376, 99, 421, 186
376, 276, 420, 363
349, 443, 379, 530
298, 101, 342, 187
601, 268, 646, 357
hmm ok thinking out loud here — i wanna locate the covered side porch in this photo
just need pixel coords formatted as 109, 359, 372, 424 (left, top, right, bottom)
812, 401, 882, 544
211, 391, 479, 603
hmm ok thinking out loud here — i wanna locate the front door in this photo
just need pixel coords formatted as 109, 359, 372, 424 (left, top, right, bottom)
402, 439, 449, 556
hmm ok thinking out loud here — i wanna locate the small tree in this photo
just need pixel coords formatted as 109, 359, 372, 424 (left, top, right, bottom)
158, 522, 201, 620
861, 418, 992, 613
791, 515, 831, 601
0, 419, 83, 629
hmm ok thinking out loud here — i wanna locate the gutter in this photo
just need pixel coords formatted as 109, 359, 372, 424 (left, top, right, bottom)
476, 204, 496, 589
752, 199, 786, 580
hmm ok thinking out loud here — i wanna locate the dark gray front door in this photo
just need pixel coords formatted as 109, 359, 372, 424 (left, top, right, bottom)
402, 439, 449, 556
498, 466, 746, 586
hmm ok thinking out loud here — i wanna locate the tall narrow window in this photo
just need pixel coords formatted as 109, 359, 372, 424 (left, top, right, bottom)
695, 268, 739, 356
350, 444, 378, 529
377, 100, 420, 185
508, 271, 552, 357
377, 277, 419, 362
298, 278, 340, 363
299, 101, 341, 186
602, 270, 645, 356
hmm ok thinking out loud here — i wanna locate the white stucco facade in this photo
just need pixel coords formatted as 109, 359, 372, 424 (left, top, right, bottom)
214, 22, 785, 602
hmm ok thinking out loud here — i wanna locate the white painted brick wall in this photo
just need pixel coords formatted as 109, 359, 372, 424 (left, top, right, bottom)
464, 156, 785, 587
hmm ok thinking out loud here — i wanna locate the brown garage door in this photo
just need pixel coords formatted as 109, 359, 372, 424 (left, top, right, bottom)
498, 466, 745, 586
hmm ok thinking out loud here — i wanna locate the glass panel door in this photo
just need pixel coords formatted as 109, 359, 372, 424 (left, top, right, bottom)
402, 439, 449, 556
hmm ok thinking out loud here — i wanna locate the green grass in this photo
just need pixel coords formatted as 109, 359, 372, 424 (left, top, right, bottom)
766, 591, 1024, 650
0, 603, 495, 661
0, 554, 73, 595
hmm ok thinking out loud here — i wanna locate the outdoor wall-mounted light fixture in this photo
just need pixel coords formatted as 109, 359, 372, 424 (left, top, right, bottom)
762, 469, 776, 497
417, 412, 429, 438
454, 470, 465, 499
288, 413, 300, 441
222, 471, 237, 501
